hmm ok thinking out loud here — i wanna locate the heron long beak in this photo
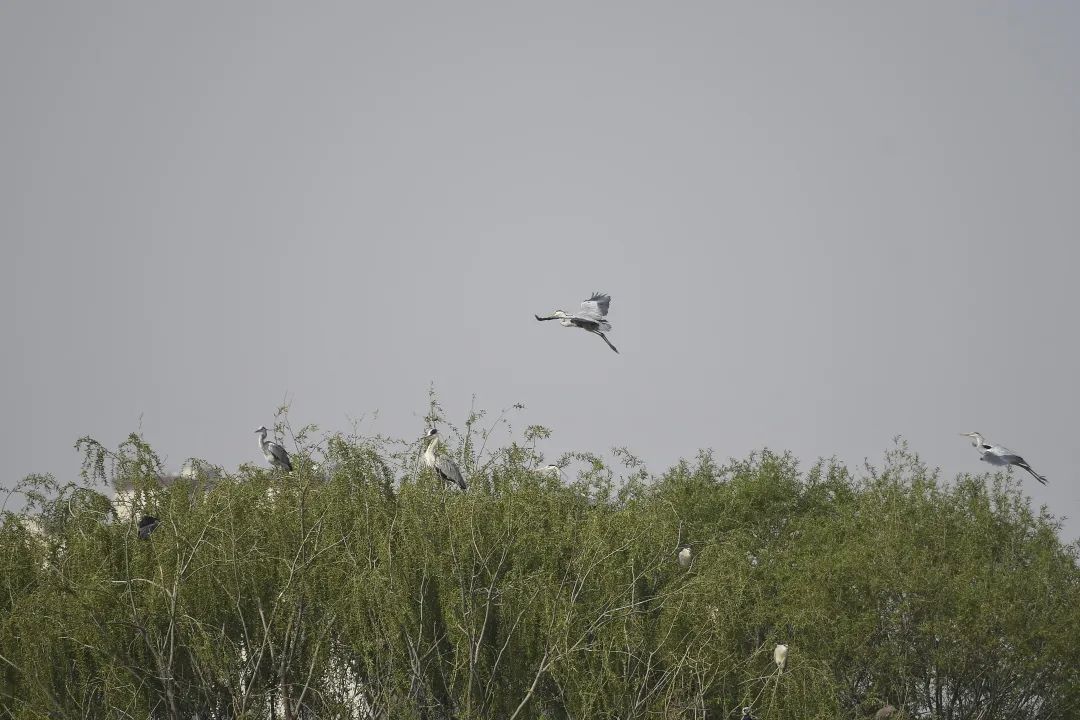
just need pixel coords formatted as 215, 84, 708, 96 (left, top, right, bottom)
535, 314, 556, 321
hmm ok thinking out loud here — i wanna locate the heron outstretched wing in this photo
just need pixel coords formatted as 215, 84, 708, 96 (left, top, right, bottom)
985, 445, 1048, 484
578, 292, 611, 320
269, 442, 293, 471
435, 455, 467, 490
568, 317, 611, 334
985, 444, 1026, 466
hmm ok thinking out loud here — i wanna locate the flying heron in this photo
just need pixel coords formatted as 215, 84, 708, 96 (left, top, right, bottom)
774, 644, 788, 674
960, 432, 1047, 485
255, 426, 293, 471
535, 291, 619, 353
137, 515, 160, 540
422, 429, 467, 490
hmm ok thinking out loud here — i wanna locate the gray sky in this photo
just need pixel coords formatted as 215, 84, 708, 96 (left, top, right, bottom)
4, 3, 1079, 540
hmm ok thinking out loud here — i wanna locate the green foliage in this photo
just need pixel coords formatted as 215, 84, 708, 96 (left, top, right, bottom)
1, 429, 1077, 720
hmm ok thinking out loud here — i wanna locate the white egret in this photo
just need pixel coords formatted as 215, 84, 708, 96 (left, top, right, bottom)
677, 545, 692, 567
774, 644, 788, 674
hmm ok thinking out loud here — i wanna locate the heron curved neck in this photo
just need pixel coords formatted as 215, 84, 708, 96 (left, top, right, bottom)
970, 433, 985, 447
257, 429, 269, 451
424, 436, 439, 462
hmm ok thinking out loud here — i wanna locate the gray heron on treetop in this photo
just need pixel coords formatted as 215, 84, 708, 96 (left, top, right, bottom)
255, 426, 293, 471
535, 291, 619, 353
137, 515, 160, 540
422, 429, 467, 491
774, 644, 788, 674
960, 432, 1047, 485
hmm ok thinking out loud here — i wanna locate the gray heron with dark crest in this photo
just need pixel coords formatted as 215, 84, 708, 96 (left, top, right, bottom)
960, 432, 1047, 485
422, 428, 467, 490
255, 425, 293, 471
535, 291, 619, 353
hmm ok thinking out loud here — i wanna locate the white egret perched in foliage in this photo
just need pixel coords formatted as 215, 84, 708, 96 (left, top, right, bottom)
774, 644, 788, 674
137, 515, 159, 540
535, 291, 619, 353
422, 429, 467, 490
255, 426, 293, 471
960, 432, 1047, 485
677, 545, 692, 568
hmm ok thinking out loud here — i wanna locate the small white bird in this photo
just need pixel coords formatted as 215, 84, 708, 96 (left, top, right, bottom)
255, 426, 293, 471
960, 432, 1047, 485
677, 545, 692, 567
773, 644, 788, 674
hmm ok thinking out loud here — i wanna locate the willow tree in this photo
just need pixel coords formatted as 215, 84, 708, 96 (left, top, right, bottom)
1, 427, 1077, 720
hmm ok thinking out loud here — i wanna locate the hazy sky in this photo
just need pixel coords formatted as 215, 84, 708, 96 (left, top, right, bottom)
4, 3, 1079, 540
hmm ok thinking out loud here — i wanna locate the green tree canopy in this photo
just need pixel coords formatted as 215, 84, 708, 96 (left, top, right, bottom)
1, 423, 1077, 719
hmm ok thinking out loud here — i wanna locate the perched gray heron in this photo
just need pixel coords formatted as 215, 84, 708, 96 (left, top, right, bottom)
137, 515, 160, 540
960, 432, 1047, 485
537, 464, 563, 478
741, 708, 755, 720
677, 545, 692, 567
535, 291, 619, 353
255, 426, 293, 471
774, 644, 788, 674
422, 429, 467, 490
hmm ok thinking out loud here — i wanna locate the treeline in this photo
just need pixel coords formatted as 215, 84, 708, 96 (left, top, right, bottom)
1, 420, 1078, 719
